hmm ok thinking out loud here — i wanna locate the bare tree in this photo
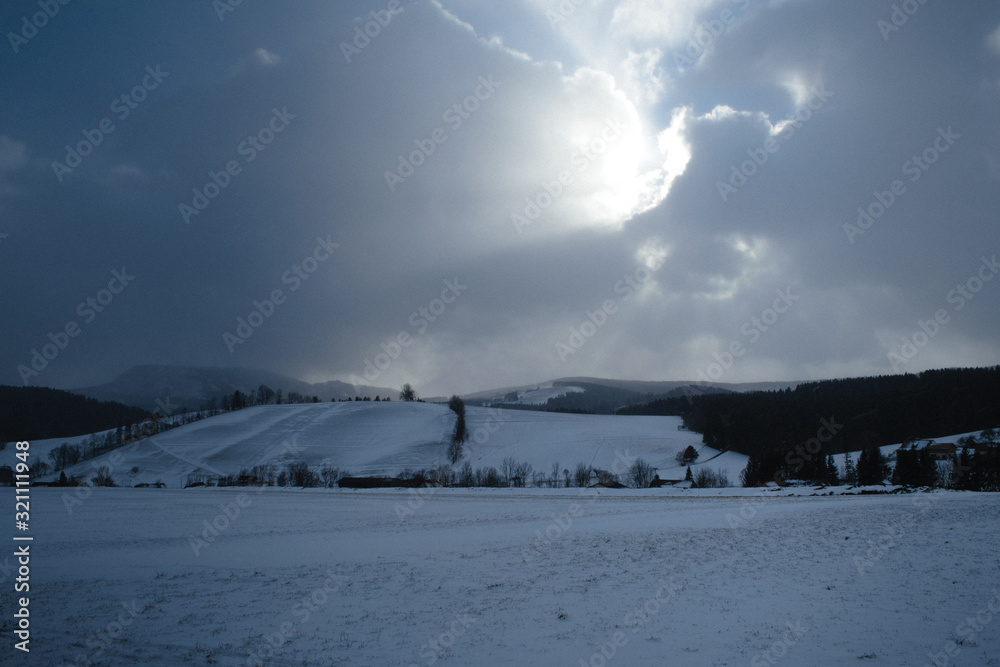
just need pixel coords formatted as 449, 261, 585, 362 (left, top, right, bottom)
287, 462, 318, 487
458, 461, 475, 487
514, 461, 533, 488
448, 395, 467, 463
501, 457, 517, 486
693, 468, 730, 488
627, 458, 656, 488
257, 384, 276, 405
400, 383, 417, 402
92, 466, 116, 487
320, 465, 341, 488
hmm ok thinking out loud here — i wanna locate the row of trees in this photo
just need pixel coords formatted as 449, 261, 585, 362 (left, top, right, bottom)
447, 396, 468, 464
0, 385, 152, 443
211, 463, 345, 488
222, 387, 323, 410
900, 430, 1000, 491
195, 456, 721, 490
40, 409, 220, 475
741, 447, 891, 487
219, 384, 409, 412
954, 430, 1000, 491
619, 367, 1000, 458
739, 431, 1000, 490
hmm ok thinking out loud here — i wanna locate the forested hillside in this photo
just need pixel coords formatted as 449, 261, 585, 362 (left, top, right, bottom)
617, 367, 1000, 457
0, 385, 151, 442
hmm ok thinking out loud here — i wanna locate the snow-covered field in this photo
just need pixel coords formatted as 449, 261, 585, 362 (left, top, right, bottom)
20, 403, 745, 488
6, 488, 999, 666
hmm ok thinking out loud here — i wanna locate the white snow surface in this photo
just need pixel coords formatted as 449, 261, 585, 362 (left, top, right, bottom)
30, 403, 745, 488
10, 488, 1000, 665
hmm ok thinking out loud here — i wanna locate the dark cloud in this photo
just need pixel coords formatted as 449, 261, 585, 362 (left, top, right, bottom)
1, 0, 998, 394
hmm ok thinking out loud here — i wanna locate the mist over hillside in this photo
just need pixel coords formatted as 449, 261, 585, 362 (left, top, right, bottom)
461, 377, 797, 414
72, 365, 396, 413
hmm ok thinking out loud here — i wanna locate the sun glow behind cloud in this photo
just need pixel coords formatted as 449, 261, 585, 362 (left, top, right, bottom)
439, 0, 701, 234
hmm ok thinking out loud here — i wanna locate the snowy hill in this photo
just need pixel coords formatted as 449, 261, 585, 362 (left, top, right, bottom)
32, 402, 745, 488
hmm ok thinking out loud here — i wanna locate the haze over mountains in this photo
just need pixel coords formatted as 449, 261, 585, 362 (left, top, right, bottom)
70, 364, 800, 414
72, 365, 398, 413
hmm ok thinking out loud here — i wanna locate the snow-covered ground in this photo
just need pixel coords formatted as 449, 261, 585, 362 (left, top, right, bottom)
7, 488, 999, 666
19, 403, 744, 488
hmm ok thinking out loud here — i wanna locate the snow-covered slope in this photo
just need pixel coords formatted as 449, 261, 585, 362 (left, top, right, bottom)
35, 402, 743, 487
461, 407, 743, 478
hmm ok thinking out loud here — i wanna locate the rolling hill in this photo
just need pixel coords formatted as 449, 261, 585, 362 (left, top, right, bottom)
26, 401, 747, 488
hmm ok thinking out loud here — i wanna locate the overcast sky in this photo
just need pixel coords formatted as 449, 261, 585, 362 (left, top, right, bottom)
2, 0, 999, 396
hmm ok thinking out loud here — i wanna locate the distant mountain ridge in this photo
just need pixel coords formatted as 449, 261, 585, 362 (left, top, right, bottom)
72, 366, 804, 416
73, 365, 396, 413
461, 377, 801, 414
